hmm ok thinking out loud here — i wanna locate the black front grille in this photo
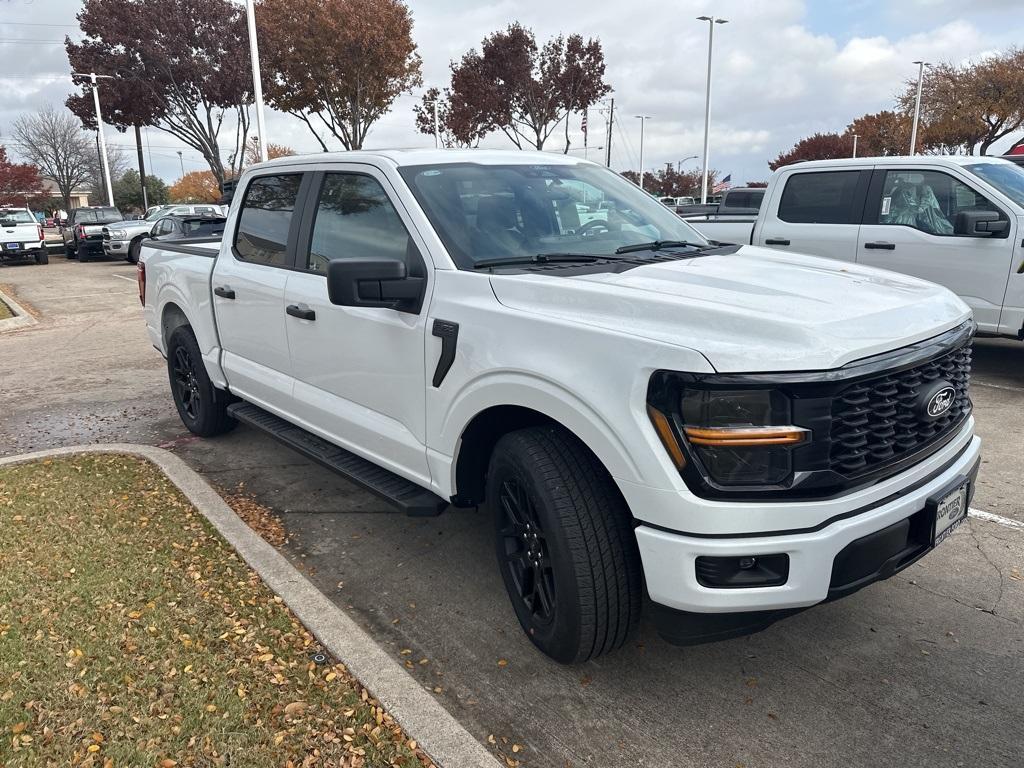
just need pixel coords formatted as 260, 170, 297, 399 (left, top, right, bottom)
102, 229, 111, 240
829, 343, 971, 476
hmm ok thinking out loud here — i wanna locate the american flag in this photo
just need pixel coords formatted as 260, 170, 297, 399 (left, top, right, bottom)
712, 174, 732, 194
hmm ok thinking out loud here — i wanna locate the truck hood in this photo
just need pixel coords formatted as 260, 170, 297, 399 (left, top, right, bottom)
488, 245, 972, 372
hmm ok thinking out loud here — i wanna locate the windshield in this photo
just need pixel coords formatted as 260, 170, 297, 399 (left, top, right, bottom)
0, 210, 35, 225
965, 161, 1024, 208
145, 206, 171, 221
397, 162, 709, 268
75, 207, 122, 224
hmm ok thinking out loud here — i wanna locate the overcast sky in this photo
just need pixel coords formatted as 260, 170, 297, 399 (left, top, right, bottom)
1, 0, 1022, 184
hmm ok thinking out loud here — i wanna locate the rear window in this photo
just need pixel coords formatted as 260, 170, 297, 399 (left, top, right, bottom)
778, 171, 862, 224
73, 207, 122, 224
234, 174, 303, 266
183, 218, 226, 236
0, 210, 35, 224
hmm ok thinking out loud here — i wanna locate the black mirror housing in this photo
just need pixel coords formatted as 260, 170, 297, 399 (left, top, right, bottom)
326, 258, 424, 313
955, 210, 1008, 238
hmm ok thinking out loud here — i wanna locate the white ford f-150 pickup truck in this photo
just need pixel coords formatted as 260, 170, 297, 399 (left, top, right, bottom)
141, 149, 980, 663
685, 156, 1024, 341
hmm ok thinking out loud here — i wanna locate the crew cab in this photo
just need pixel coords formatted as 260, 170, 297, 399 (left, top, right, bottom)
63, 206, 123, 261
141, 150, 980, 662
685, 156, 1024, 340
0, 207, 47, 265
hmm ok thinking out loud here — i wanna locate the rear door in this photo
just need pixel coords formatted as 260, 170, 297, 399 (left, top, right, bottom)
282, 166, 432, 483
856, 166, 1016, 333
754, 168, 871, 260
212, 172, 309, 410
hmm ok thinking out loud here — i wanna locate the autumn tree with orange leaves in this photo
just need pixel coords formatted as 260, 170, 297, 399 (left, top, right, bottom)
169, 171, 220, 203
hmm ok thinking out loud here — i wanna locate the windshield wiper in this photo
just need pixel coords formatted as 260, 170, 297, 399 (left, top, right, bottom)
473, 253, 602, 269
614, 240, 707, 255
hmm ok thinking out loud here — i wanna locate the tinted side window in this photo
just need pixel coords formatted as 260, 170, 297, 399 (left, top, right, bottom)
234, 174, 302, 266
876, 169, 1002, 237
778, 171, 862, 224
304, 173, 417, 274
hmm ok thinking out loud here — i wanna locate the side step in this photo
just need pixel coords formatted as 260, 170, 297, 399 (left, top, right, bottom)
227, 402, 448, 517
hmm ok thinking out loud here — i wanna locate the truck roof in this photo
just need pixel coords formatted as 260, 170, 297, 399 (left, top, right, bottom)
249, 148, 587, 170
779, 155, 1017, 171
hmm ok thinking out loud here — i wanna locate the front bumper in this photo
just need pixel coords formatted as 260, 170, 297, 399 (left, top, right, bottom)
104, 239, 128, 255
635, 430, 981, 629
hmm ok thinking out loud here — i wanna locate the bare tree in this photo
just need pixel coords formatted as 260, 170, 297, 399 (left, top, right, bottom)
12, 106, 96, 213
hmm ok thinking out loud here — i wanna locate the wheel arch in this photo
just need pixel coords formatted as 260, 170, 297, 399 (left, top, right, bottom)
445, 378, 646, 508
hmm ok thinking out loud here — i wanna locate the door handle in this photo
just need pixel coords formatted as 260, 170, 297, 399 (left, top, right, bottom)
286, 304, 316, 321
764, 238, 790, 246
864, 242, 896, 250
214, 286, 235, 299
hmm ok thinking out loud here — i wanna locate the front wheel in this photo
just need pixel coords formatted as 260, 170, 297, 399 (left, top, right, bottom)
488, 426, 642, 663
166, 326, 236, 437
35, 249, 49, 265
127, 237, 142, 264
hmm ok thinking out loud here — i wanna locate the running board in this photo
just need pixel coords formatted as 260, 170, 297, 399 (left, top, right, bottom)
227, 402, 448, 517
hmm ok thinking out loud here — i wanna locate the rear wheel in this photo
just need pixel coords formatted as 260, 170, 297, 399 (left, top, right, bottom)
35, 249, 48, 265
166, 325, 236, 437
64, 242, 75, 258
488, 426, 642, 663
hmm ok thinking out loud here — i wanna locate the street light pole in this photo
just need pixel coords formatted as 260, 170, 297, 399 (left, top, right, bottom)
635, 115, 651, 191
910, 60, 930, 156
697, 16, 727, 204
852, 133, 859, 158
177, 151, 185, 178
677, 155, 698, 172
73, 72, 114, 207
245, 0, 269, 162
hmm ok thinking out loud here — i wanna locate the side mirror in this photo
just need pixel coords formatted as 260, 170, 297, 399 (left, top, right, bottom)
150, 225, 160, 237
955, 210, 1009, 237
326, 258, 424, 313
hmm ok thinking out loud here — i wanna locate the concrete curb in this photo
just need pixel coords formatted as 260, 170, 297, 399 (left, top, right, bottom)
0, 287, 37, 332
0, 443, 500, 768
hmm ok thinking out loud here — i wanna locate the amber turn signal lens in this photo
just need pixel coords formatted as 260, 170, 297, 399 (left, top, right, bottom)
682, 426, 807, 447
647, 405, 687, 469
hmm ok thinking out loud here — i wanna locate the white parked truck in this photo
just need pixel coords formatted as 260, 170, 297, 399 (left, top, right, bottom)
0, 207, 47, 265
685, 156, 1024, 340
141, 150, 980, 662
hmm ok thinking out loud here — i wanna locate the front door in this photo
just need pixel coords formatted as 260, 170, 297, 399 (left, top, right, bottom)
213, 172, 307, 409
283, 168, 432, 484
857, 167, 1016, 334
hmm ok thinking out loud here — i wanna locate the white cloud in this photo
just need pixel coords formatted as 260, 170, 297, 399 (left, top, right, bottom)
1, 0, 1022, 184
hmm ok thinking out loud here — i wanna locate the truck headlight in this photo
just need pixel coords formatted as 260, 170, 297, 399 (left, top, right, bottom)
647, 376, 808, 487
110, 229, 127, 239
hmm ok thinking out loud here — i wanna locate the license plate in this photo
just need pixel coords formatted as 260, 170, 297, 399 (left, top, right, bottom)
5, 243, 18, 250
934, 483, 968, 546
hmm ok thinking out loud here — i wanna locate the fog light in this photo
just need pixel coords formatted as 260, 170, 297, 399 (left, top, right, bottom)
696, 554, 789, 588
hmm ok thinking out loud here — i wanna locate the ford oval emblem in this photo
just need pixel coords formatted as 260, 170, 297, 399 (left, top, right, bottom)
925, 385, 956, 419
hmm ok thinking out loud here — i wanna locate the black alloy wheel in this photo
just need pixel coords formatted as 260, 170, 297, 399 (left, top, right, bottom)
171, 343, 202, 421
497, 476, 557, 626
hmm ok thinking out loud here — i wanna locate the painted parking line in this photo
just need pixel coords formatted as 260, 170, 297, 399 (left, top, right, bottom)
111, 274, 137, 283
972, 380, 1024, 393
969, 508, 1024, 530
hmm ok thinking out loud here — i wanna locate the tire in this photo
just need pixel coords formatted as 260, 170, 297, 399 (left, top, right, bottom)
166, 325, 236, 437
78, 245, 90, 263
127, 237, 142, 264
64, 242, 75, 258
487, 425, 642, 663
35, 250, 48, 265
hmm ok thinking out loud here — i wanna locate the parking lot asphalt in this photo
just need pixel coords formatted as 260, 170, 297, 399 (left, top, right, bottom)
2, 255, 1021, 768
